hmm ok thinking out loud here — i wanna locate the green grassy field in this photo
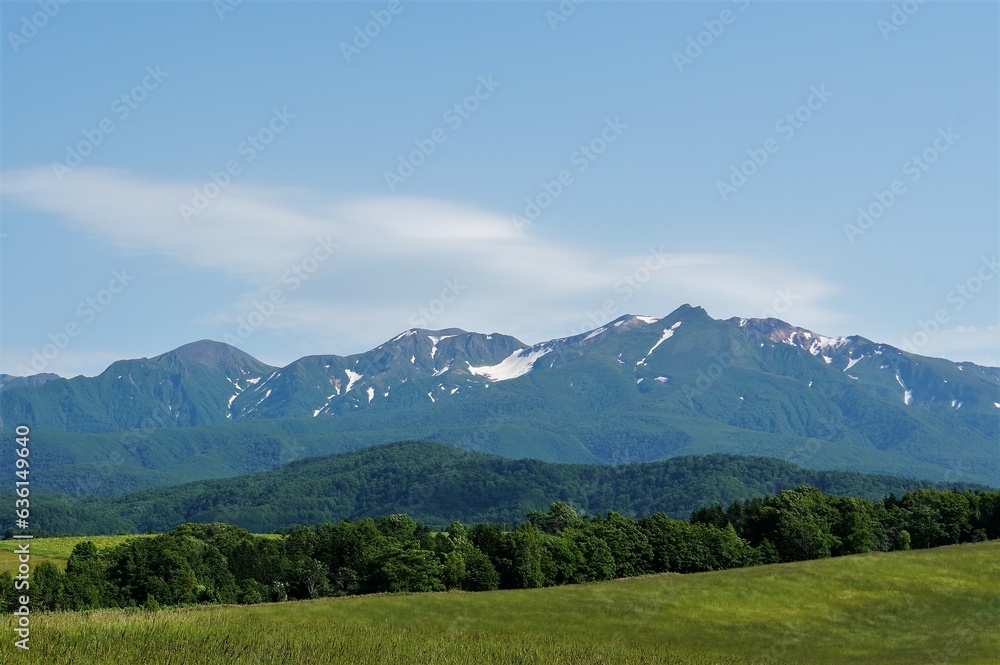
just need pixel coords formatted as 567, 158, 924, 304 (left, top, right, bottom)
3, 541, 997, 664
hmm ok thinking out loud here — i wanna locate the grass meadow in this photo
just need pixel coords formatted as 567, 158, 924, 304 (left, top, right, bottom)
1, 540, 996, 664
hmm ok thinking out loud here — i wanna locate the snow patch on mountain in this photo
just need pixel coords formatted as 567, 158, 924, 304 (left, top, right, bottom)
427, 334, 458, 360
467, 347, 552, 382
312, 392, 339, 418
344, 369, 362, 393
225, 376, 245, 418
391, 330, 417, 343
895, 372, 913, 406
637, 321, 682, 366
226, 391, 240, 418
807, 336, 847, 357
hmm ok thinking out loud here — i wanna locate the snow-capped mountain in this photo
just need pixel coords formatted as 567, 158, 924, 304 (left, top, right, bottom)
218, 313, 675, 421
2, 305, 998, 485
731, 316, 999, 423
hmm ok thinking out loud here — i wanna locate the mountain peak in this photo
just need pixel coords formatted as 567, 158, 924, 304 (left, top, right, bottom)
387, 327, 469, 343
658, 303, 712, 325
611, 314, 660, 325
0, 373, 62, 390
152, 340, 269, 369
602, 305, 710, 331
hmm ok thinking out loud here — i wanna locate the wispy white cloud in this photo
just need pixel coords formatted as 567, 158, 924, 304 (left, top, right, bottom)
902, 325, 1000, 367
2, 166, 844, 370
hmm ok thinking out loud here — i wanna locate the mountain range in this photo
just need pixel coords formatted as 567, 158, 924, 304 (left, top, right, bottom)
2, 304, 998, 488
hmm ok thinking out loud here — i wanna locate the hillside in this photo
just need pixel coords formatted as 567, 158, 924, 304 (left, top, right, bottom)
7, 542, 998, 664
33, 441, 983, 534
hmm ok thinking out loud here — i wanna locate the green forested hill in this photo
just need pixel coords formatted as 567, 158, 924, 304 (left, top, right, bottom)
34, 441, 982, 535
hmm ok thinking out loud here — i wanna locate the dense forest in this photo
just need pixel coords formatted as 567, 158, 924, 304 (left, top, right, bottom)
3, 486, 997, 612
28, 441, 985, 535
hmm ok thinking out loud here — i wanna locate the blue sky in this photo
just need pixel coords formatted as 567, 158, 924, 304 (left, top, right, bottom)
1, 0, 997, 377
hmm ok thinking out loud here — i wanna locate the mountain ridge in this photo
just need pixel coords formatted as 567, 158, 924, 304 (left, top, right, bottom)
6, 305, 997, 384
2, 304, 997, 486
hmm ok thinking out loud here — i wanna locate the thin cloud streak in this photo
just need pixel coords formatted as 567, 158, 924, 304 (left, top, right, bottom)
2, 166, 848, 374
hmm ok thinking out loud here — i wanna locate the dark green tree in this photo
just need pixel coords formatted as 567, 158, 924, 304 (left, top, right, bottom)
32, 561, 66, 611
63, 541, 110, 610
460, 546, 500, 591
374, 546, 444, 593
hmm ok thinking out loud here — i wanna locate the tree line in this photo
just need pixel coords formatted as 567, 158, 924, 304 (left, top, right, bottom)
2, 486, 997, 612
